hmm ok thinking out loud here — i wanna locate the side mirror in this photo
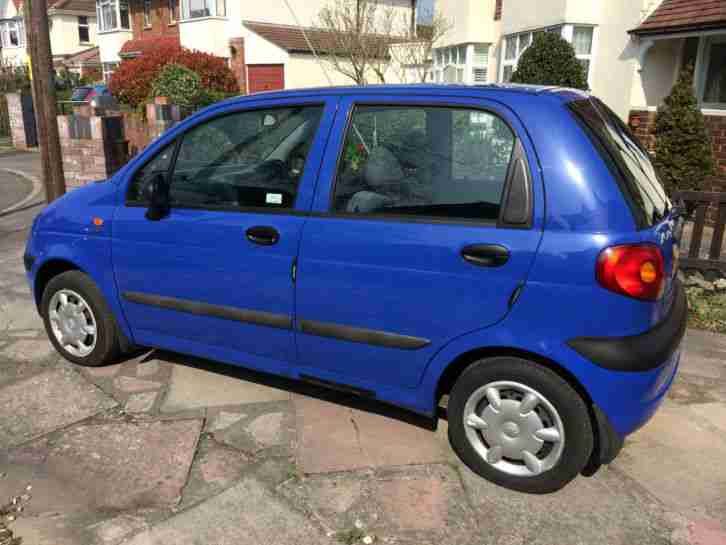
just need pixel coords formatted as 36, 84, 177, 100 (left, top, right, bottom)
144, 173, 170, 221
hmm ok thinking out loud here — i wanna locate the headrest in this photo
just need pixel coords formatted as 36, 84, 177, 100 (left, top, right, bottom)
363, 146, 403, 187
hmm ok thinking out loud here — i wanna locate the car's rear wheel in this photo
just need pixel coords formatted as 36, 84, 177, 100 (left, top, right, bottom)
41, 271, 121, 367
447, 356, 593, 494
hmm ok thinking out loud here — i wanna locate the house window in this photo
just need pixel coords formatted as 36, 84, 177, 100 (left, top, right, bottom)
0, 19, 24, 48
144, 0, 152, 26
472, 45, 489, 83
701, 36, 726, 108
102, 61, 118, 81
432, 44, 469, 83
500, 25, 594, 83
97, 0, 130, 31
182, 0, 225, 19
572, 26, 594, 83
169, 0, 179, 23
78, 16, 90, 43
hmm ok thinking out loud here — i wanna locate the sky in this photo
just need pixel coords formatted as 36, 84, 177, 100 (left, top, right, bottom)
418, 0, 435, 21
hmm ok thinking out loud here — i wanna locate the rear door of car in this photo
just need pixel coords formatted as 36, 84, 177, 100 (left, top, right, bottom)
293, 93, 545, 391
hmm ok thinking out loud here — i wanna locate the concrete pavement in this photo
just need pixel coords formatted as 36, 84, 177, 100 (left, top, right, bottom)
1, 152, 726, 545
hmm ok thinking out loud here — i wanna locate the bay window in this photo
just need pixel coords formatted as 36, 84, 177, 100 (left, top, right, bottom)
182, 0, 225, 20
0, 19, 24, 48
96, 0, 130, 32
500, 25, 595, 84
431, 43, 490, 85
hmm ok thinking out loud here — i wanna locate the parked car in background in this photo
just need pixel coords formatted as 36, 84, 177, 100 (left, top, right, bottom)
24, 84, 686, 494
69, 84, 117, 109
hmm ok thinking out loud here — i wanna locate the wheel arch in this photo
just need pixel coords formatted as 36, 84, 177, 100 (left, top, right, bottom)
33, 258, 85, 309
434, 345, 614, 475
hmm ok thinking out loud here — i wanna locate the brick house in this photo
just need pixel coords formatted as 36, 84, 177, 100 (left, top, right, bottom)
97, 0, 418, 92
0, 0, 98, 67
629, 0, 726, 189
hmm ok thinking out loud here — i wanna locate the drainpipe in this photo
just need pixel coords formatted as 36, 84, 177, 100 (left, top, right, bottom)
410, 0, 416, 37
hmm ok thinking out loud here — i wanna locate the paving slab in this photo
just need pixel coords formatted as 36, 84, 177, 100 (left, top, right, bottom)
614, 402, 726, 511
161, 364, 289, 412
280, 465, 476, 545
0, 338, 54, 362
124, 477, 335, 545
294, 395, 447, 474
2, 418, 203, 514
210, 401, 294, 454
0, 367, 117, 448
457, 463, 676, 545
125, 391, 158, 413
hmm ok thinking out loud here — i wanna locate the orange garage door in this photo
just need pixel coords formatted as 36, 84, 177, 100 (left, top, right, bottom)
248, 64, 285, 94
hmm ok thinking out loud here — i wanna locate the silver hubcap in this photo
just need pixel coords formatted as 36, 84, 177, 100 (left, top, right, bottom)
463, 381, 565, 477
48, 289, 97, 358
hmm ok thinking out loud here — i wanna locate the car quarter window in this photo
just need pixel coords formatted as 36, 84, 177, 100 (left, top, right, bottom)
128, 105, 324, 210
331, 105, 517, 222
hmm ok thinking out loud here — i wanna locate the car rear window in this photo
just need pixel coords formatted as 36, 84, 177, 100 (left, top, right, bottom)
568, 98, 670, 228
71, 87, 92, 102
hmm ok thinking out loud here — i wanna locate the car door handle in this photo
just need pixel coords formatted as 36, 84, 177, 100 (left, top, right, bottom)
461, 244, 510, 268
246, 226, 280, 246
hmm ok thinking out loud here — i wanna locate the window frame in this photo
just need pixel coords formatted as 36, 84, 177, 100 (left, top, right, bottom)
181, 0, 225, 20
500, 24, 595, 85
78, 15, 90, 43
696, 34, 726, 110
0, 19, 24, 48
143, 0, 152, 27
96, 0, 130, 32
326, 100, 531, 229
168, 0, 178, 23
124, 102, 327, 215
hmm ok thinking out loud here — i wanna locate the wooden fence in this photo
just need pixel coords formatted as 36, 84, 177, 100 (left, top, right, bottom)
674, 190, 726, 274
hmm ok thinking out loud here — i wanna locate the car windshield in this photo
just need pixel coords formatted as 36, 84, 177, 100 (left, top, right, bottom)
568, 98, 670, 228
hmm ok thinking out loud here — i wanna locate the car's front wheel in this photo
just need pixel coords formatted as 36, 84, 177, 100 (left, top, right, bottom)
41, 270, 121, 367
447, 356, 593, 494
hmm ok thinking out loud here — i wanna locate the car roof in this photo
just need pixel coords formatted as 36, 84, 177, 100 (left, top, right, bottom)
219, 83, 590, 106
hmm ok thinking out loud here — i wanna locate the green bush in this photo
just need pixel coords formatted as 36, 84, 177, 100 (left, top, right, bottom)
510, 32, 588, 91
150, 64, 204, 109
654, 66, 715, 195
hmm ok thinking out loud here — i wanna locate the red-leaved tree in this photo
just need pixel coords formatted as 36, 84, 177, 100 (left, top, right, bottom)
109, 43, 238, 108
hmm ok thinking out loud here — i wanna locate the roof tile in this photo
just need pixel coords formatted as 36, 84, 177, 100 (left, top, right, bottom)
632, 0, 726, 34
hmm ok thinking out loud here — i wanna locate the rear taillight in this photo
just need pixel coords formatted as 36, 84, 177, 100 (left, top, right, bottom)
596, 244, 665, 301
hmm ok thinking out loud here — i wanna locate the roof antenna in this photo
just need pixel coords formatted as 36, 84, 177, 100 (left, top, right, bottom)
282, 0, 334, 86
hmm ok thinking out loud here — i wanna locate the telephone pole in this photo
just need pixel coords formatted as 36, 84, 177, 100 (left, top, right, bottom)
23, 0, 65, 202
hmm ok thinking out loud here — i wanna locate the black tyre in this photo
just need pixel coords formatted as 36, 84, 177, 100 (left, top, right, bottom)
41, 270, 121, 367
447, 356, 593, 494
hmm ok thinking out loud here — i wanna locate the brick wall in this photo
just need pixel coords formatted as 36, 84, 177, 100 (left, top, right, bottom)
629, 109, 726, 192
131, 0, 179, 40
229, 37, 247, 95
6, 93, 34, 150
58, 106, 129, 188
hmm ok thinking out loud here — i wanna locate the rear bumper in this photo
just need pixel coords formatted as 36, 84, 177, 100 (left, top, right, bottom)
566, 281, 687, 372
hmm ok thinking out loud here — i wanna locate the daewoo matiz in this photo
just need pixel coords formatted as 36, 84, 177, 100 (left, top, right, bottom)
24, 85, 686, 493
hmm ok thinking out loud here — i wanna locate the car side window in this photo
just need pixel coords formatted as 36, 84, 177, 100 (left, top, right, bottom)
127, 141, 176, 204
332, 105, 516, 222
168, 105, 324, 210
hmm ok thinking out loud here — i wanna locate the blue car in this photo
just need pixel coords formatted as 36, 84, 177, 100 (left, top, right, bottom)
24, 84, 685, 493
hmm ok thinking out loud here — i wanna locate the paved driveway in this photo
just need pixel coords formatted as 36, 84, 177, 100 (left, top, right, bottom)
1, 153, 726, 545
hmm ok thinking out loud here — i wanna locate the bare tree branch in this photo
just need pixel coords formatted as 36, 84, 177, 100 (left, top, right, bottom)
389, 8, 451, 83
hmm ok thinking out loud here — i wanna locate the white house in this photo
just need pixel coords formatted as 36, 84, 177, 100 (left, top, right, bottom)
0, 0, 97, 67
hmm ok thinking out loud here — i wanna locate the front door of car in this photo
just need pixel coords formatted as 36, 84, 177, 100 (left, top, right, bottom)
112, 98, 336, 373
294, 96, 545, 390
